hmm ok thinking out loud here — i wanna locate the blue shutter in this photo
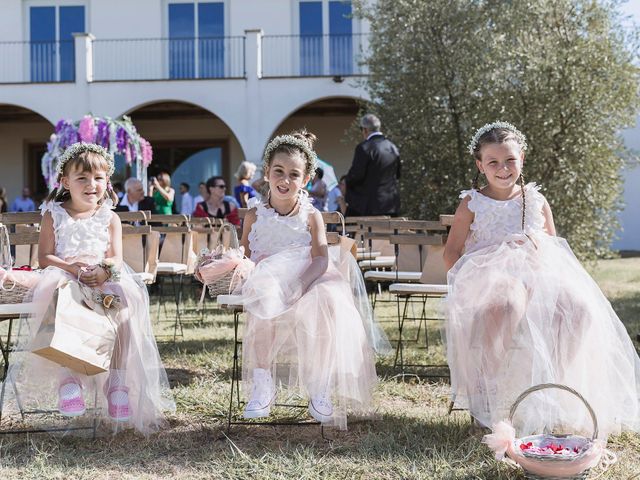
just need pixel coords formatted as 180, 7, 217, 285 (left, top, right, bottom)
30, 7, 56, 82
299, 2, 323, 75
198, 2, 224, 78
169, 3, 195, 79
59, 6, 85, 81
329, 1, 352, 75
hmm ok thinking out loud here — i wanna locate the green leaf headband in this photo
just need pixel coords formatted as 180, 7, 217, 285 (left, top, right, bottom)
56, 142, 115, 177
263, 134, 318, 176
468, 121, 528, 155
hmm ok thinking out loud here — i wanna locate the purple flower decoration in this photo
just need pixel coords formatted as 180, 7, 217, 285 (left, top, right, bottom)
96, 119, 109, 148
140, 138, 153, 167
78, 115, 96, 143
116, 126, 128, 152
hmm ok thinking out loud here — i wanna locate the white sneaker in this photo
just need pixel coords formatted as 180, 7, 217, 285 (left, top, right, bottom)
243, 368, 276, 419
308, 391, 333, 423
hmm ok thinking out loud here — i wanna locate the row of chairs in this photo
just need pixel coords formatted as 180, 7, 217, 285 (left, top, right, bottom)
345, 215, 455, 377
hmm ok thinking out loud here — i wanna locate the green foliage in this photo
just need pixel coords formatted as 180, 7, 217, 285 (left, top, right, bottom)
355, 0, 640, 259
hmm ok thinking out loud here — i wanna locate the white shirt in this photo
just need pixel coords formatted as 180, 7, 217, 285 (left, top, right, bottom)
119, 194, 139, 212
327, 186, 343, 212
180, 192, 194, 215
366, 131, 383, 141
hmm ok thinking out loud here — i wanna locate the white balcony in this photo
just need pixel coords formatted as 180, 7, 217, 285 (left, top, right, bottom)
0, 33, 370, 83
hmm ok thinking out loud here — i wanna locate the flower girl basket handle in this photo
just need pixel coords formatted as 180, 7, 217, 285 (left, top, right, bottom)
217, 221, 239, 251
509, 383, 598, 440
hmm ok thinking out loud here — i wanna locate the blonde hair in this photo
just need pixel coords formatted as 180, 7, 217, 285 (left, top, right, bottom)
156, 172, 171, 187
235, 161, 257, 180
46, 150, 118, 204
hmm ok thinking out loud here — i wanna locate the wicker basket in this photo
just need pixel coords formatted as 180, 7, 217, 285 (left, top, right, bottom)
508, 383, 599, 480
195, 222, 242, 298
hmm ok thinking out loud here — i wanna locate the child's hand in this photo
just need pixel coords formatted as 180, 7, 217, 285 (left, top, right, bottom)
80, 265, 110, 287
70, 262, 89, 280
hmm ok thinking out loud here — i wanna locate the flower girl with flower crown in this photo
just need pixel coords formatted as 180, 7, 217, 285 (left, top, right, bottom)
3, 142, 174, 435
443, 122, 640, 439
238, 129, 389, 429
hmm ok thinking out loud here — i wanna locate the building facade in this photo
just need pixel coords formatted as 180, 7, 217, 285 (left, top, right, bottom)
0, 0, 369, 206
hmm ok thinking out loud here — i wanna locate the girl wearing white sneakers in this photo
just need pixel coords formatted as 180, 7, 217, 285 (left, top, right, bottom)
239, 130, 389, 429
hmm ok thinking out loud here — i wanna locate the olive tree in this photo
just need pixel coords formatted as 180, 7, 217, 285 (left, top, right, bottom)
355, 0, 639, 259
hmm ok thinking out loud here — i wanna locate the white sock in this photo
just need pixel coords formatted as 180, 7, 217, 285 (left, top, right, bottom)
107, 369, 129, 405
59, 382, 82, 400
58, 368, 82, 399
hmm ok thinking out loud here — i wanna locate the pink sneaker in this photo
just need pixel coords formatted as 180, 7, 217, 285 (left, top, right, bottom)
107, 385, 131, 422
58, 377, 86, 417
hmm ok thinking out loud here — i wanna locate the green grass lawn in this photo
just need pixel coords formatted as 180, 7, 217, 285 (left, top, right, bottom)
1, 258, 639, 479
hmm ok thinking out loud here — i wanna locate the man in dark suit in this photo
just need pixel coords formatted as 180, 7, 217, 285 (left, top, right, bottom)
114, 177, 156, 212
345, 114, 401, 216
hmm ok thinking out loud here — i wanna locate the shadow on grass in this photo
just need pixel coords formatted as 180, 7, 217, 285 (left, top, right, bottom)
0, 411, 518, 479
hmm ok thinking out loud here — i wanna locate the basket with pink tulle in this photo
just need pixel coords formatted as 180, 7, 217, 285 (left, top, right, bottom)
483, 383, 615, 480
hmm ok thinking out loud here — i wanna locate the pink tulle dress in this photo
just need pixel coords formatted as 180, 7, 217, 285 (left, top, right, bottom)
240, 194, 389, 429
445, 183, 640, 438
2, 200, 174, 435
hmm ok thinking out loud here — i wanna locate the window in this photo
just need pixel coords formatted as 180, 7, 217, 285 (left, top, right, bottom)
329, 1, 352, 75
298, 1, 353, 76
168, 2, 224, 79
29, 5, 85, 82
299, 1, 323, 75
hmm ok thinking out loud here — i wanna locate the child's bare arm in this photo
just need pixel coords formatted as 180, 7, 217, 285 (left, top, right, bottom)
240, 208, 257, 259
443, 197, 474, 271
300, 210, 329, 293
38, 211, 87, 277
542, 198, 556, 236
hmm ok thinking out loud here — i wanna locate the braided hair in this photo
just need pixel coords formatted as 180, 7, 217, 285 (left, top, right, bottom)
470, 127, 528, 232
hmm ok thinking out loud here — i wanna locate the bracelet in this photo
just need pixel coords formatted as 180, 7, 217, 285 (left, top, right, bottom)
99, 261, 121, 282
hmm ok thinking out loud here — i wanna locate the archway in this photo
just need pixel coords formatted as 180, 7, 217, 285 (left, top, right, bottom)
124, 101, 245, 213
270, 97, 362, 179
0, 104, 54, 203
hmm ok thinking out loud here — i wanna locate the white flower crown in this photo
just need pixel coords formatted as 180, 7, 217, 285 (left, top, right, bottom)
55, 142, 115, 177
263, 134, 318, 176
467, 121, 528, 155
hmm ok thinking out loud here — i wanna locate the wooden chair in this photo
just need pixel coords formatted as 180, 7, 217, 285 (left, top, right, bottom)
363, 221, 446, 309
0, 212, 41, 269
388, 236, 449, 377
121, 225, 159, 285
148, 215, 195, 340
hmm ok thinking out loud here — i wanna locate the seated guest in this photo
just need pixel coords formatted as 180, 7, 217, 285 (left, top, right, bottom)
115, 177, 156, 212
193, 176, 240, 225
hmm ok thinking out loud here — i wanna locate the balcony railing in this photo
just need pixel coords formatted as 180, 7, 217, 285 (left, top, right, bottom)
0, 33, 371, 84
92, 36, 245, 81
262, 33, 370, 78
0, 40, 75, 84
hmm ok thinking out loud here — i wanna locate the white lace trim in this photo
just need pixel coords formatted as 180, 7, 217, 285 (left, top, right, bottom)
460, 183, 546, 252
40, 199, 114, 262
248, 192, 314, 262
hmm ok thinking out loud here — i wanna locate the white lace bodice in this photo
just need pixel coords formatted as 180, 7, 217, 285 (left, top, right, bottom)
247, 193, 314, 262
462, 183, 547, 253
41, 199, 113, 262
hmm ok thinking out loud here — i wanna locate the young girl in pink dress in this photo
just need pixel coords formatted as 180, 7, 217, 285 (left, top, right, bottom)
443, 122, 640, 438
4, 143, 174, 435
239, 130, 389, 429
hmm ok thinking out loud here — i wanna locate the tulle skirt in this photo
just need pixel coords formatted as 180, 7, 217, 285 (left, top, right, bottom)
240, 245, 389, 429
2, 261, 175, 436
445, 233, 640, 438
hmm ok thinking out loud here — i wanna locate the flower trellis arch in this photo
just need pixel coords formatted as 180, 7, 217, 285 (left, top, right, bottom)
41, 114, 153, 190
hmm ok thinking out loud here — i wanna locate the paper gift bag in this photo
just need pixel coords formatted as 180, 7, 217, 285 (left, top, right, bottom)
30, 281, 117, 376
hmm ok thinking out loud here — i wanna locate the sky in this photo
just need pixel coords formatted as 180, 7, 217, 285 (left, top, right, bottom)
620, 0, 640, 27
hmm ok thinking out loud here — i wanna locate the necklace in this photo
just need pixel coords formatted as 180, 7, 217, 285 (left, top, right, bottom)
269, 198, 298, 217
